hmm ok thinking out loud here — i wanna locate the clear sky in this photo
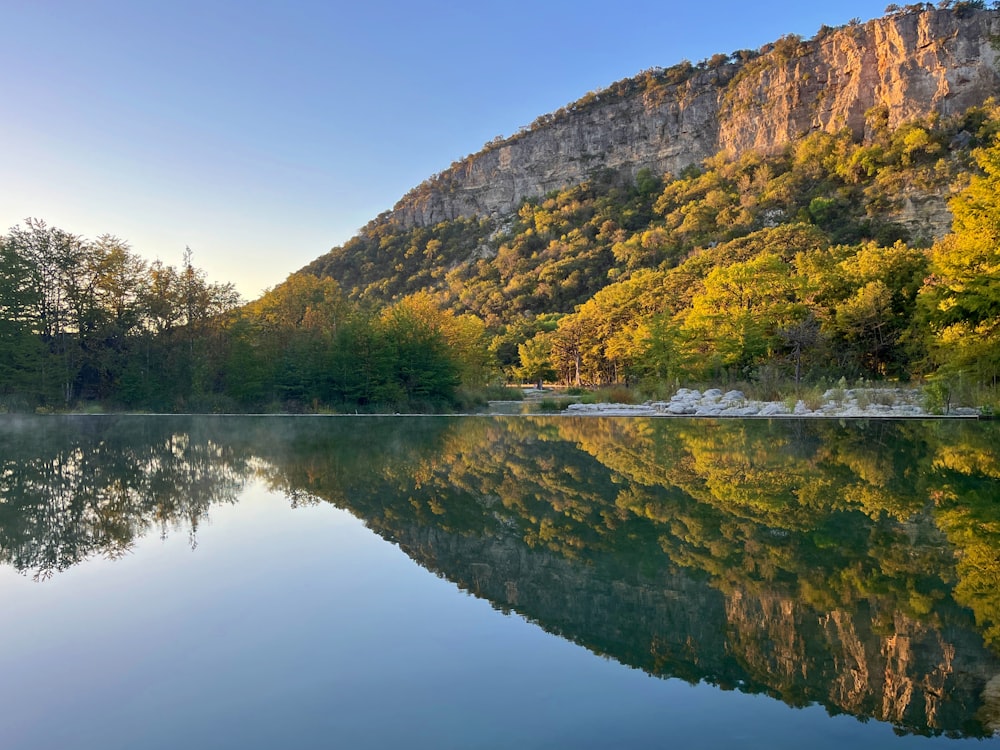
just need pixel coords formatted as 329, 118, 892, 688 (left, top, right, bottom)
1, 0, 891, 300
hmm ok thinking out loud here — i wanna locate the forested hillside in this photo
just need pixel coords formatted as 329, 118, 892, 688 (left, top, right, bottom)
302, 101, 1000, 398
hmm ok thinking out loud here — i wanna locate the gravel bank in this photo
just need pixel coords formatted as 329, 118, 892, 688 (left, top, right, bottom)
563, 387, 982, 418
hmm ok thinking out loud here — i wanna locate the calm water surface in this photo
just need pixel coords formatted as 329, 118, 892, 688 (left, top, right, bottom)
1, 415, 998, 749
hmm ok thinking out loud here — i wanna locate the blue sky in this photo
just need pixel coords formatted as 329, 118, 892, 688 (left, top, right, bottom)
1, 0, 891, 299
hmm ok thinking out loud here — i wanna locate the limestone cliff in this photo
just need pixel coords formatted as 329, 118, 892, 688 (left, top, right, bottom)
388, 7, 1000, 231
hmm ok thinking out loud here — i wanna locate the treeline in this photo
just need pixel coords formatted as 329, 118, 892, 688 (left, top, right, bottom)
225, 282, 490, 411
0, 220, 241, 410
0, 221, 487, 412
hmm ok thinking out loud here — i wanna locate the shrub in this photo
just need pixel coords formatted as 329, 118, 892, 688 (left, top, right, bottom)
597, 386, 639, 404
538, 398, 568, 412
922, 381, 951, 415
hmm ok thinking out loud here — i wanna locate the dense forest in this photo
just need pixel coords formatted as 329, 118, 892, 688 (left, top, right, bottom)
3, 103, 1000, 411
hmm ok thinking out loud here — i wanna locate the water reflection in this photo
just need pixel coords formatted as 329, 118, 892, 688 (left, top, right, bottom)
1, 414, 998, 738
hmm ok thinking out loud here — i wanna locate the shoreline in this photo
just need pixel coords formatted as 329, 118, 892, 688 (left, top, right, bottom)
1, 384, 987, 419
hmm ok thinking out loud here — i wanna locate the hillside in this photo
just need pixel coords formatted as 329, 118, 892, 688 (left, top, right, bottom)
287, 5, 1000, 398
304, 5, 1000, 315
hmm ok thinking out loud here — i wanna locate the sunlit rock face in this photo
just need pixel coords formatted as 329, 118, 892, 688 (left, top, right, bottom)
717, 10, 1000, 154
389, 8, 1000, 239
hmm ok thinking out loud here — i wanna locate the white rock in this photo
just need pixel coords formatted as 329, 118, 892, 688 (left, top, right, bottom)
759, 402, 788, 416
693, 406, 721, 416
721, 405, 760, 416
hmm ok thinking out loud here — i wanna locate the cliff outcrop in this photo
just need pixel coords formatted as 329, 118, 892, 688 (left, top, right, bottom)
389, 8, 1000, 230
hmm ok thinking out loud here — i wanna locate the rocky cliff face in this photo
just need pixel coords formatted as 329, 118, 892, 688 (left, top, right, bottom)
389, 8, 1000, 230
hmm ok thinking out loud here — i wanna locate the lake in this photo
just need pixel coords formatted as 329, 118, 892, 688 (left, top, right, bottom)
1, 414, 998, 749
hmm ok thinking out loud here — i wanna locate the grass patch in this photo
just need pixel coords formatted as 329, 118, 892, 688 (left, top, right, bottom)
456, 385, 525, 410
872, 390, 898, 406
538, 398, 572, 412
800, 386, 828, 411
595, 385, 639, 404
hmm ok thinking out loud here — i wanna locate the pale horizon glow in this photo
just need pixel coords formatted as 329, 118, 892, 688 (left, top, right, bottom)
2, 0, 891, 301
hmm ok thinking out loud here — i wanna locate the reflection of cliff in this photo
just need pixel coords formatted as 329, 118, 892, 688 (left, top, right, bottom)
3, 415, 1000, 736
383, 517, 998, 737
284, 416, 1000, 738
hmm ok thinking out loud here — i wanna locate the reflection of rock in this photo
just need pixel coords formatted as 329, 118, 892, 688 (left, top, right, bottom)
979, 674, 1000, 735
383, 520, 1000, 737
6, 415, 1000, 737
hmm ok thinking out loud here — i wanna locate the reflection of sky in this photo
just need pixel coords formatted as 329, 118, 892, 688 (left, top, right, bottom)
0, 482, 984, 749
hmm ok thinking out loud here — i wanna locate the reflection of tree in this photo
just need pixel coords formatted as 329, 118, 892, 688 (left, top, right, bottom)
925, 424, 1000, 650
264, 415, 1000, 737
3, 415, 1000, 736
0, 417, 251, 578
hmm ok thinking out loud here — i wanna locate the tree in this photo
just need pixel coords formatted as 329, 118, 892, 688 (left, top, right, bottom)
517, 335, 556, 389
0, 233, 46, 405
679, 254, 803, 378
920, 138, 1000, 384
557, 269, 666, 385
123, 251, 241, 409
379, 304, 460, 407
834, 280, 896, 375
66, 235, 149, 399
777, 314, 821, 385
387, 292, 493, 388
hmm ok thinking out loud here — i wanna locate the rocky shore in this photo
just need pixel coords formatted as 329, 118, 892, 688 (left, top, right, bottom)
563, 387, 982, 418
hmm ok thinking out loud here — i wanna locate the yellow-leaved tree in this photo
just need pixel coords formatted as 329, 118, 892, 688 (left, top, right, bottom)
920, 138, 1000, 385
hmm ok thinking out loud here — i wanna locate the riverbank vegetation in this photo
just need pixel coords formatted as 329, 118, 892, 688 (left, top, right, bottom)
3, 104, 1000, 412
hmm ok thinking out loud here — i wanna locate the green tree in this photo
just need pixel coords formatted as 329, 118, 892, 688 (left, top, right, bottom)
920, 139, 1000, 384
517, 334, 557, 388
389, 291, 493, 388
0, 233, 46, 405
679, 254, 803, 378
380, 305, 460, 407
4, 219, 89, 402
